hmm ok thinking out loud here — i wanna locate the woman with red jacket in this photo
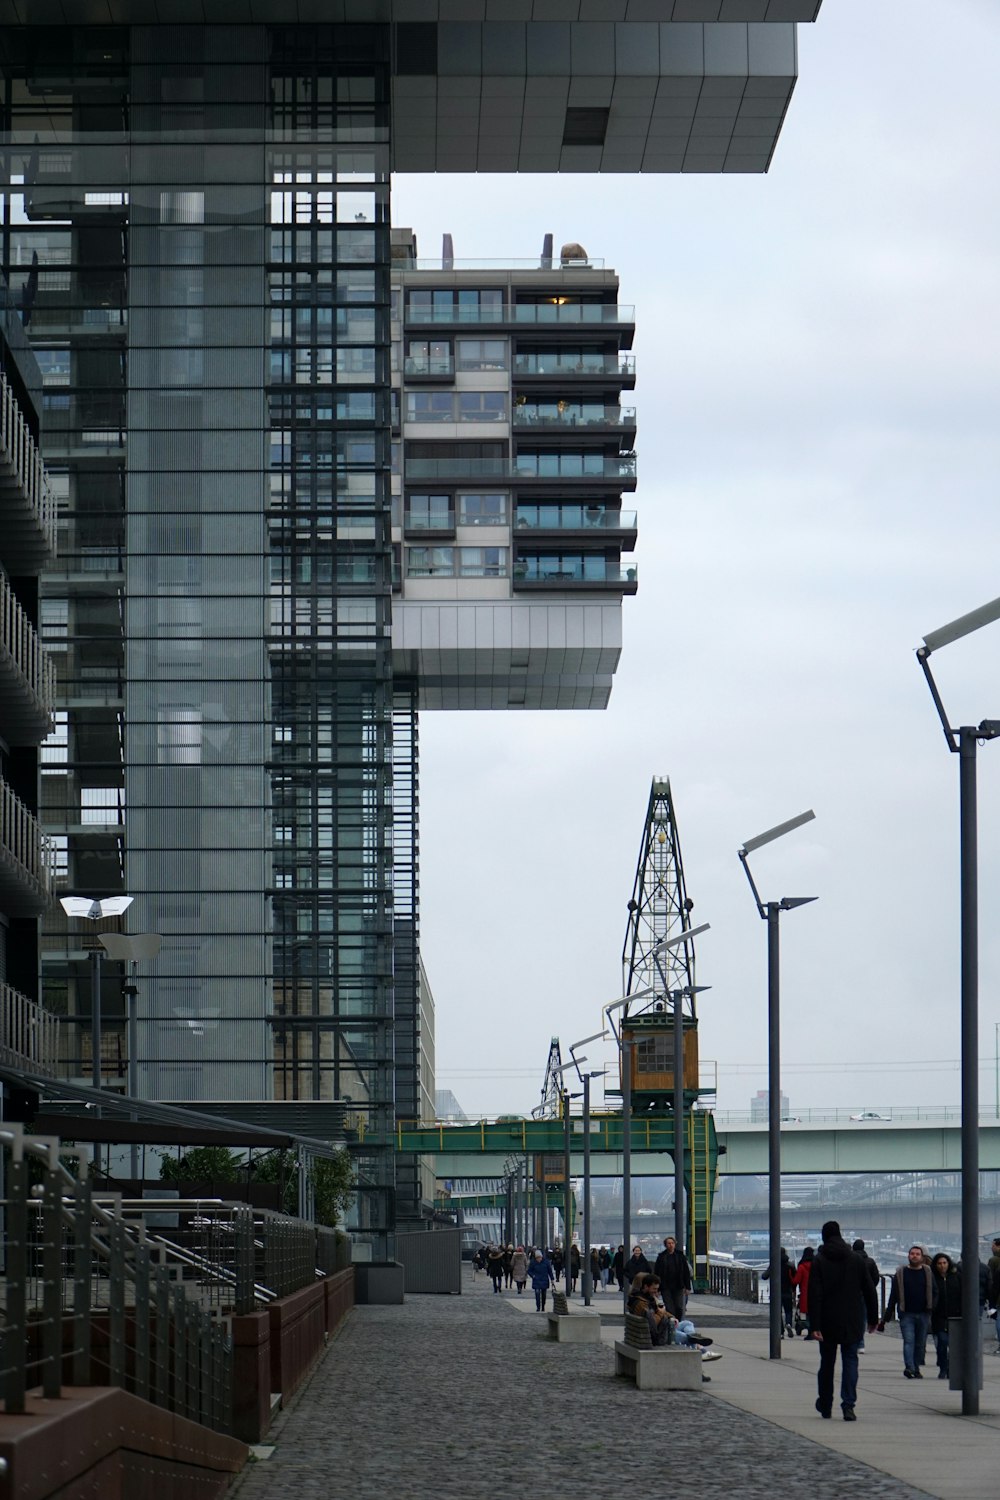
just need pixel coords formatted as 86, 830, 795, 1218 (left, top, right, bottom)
793, 1246, 815, 1337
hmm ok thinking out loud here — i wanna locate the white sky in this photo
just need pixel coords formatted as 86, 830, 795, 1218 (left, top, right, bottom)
391, 0, 1000, 1122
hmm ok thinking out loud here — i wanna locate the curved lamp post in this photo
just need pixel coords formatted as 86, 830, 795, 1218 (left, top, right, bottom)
738, 811, 816, 1361
917, 592, 1000, 1416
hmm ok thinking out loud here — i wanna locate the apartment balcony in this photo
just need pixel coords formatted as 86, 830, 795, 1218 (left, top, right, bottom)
404, 354, 455, 382
515, 506, 638, 550
0, 777, 54, 915
0, 982, 59, 1076
29, 294, 128, 342
405, 454, 636, 487
513, 404, 636, 440
513, 353, 636, 387
512, 559, 637, 594
403, 508, 456, 539
405, 303, 635, 342
0, 371, 58, 572
0, 572, 56, 744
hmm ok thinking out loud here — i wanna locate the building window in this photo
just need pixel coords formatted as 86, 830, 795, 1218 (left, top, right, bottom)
456, 338, 506, 371
458, 392, 506, 422
405, 288, 503, 323
458, 547, 507, 578
406, 493, 453, 529
635, 1034, 671, 1074
407, 546, 454, 577
405, 392, 454, 423
457, 492, 507, 526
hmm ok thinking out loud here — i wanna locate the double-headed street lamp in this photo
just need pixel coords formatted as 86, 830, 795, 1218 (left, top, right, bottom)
569, 1030, 609, 1305
59, 896, 134, 1094
649, 923, 711, 1262
738, 811, 816, 1362
917, 592, 1000, 1417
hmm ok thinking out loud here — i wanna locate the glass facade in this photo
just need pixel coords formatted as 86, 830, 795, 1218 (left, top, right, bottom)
2, 22, 399, 1236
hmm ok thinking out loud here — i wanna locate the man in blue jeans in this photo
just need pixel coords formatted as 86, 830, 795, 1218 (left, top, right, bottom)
809, 1220, 879, 1422
879, 1244, 937, 1377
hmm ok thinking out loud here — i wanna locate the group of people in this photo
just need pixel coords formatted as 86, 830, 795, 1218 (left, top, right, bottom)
473, 1236, 693, 1308
793, 1223, 1000, 1423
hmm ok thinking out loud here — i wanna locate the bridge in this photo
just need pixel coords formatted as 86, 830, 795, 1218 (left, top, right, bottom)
398, 1110, 1000, 1177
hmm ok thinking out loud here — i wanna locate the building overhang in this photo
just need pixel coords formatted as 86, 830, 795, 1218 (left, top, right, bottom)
4, 7, 820, 174
392, 597, 622, 709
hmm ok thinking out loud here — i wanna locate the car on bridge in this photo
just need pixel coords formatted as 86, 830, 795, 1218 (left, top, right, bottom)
849, 1111, 890, 1121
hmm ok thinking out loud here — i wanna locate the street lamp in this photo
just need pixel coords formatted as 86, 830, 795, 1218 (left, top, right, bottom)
100, 931, 162, 1181
738, 811, 816, 1362
569, 1030, 609, 1305
59, 896, 134, 1094
650, 924, 711, 1264
550, 1061, 585, 1300
917, 591, 1000, 1416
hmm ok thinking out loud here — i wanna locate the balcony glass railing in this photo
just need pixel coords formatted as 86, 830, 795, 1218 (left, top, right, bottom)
513, 558, 637, 585
513, 353, 635, 378
404, 355, 455, 377
404, 455, 636, 481
514, 453, 636, 480
0, 569, 56, 736
406, 303, 634, 326
404, 510, 456, 531
513, 404, 635, 429
515, 507, 637, 532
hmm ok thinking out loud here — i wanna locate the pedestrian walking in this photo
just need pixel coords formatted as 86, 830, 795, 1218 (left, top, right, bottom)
503, 1244, 514, 1289
487, 1243, 505, 1294
569, 1242, 581, 1293
809, 1219, 878, 1422
612, 1244, 626, 1291
654, 1234, 693, 1318
878, 1244, 938, 1377
793, 1246, 815, 1337
589, 1247, 601, 1294
510, 1245, 529, 1295
529, 1247, 555, 1311
987, 1236, 1000, 1354
762, 1247, 795, 1338
851, 1239, 879, 1350
930, 1253, 961, 1380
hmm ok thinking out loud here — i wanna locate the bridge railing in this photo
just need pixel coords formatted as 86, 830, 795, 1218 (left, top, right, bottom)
713, 1106, 976, 1126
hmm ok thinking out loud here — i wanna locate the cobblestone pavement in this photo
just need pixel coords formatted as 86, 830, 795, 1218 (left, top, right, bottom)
234, 1272, 931, 1500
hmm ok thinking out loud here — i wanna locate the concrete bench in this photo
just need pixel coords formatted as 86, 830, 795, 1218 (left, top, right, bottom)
613, 1312, 703, 1390
546, 1289, 602, 1343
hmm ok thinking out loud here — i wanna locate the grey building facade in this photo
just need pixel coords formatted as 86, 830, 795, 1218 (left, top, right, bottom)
0, 1, 820, 1242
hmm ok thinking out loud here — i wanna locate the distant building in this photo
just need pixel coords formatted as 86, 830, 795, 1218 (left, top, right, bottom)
435, 1089, 468, 1123
751, 1088, 790, 1122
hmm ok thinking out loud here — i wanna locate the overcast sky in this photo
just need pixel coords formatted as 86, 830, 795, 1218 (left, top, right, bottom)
391, 0, 1000, 1123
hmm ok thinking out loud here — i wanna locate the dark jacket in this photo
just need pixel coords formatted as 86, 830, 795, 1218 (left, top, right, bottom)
884, 1265, 937, 1320
931, 1265, 961, 1334
809, 1236, 878, 1344
528, 1254, 555, 1291
654, 1247, 693, 1297
625, 1251, 651, 1280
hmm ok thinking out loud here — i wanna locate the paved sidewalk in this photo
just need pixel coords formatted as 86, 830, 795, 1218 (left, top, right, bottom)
234, 1269, 942, 1500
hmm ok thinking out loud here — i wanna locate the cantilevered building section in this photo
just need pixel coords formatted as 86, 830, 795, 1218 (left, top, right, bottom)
391, 230, 636, 711
0, 2, 822, 1246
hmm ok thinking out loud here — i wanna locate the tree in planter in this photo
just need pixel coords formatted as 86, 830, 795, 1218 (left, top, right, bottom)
253, 1148, 355, 1227
159, 1145, 244, 1184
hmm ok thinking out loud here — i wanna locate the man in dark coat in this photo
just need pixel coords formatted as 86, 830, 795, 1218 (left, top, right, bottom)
654, 1235, 693, 1317
809, 1219, 878, 1421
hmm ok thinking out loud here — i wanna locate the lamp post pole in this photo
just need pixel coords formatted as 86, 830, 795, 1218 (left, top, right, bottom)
738, 811, 816, 1362
582, 1072, 592, 1305
90, 946, 102, 1093
563, 1088, 573, 1299
673, 983, 685, 1257
621, 1035, 631, 1305
917, 596, 1000, 1417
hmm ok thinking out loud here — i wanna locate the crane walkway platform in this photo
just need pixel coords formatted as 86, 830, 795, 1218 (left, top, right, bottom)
230, 1267, 1000, 1500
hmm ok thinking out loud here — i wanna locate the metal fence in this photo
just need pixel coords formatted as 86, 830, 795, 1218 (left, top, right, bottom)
708, 1263, 761, 1303
0, 1123, 345, 1434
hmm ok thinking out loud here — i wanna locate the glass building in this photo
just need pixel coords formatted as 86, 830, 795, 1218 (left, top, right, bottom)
0, 4, 820, 1245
